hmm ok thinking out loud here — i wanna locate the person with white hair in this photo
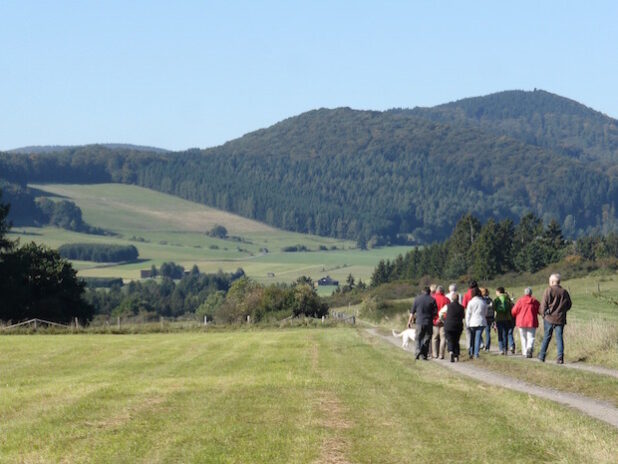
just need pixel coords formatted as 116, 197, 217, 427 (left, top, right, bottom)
511, 287, 541, 358
446, 283, 457, 301
538, 273, 572, 364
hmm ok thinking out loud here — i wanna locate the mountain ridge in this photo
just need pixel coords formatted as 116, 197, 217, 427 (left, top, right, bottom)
8, 143, 170, 155
1, 89, 617, 242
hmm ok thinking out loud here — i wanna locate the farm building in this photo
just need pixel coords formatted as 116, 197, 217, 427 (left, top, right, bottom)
140, 269, 153, 278
316, 276, 339, 287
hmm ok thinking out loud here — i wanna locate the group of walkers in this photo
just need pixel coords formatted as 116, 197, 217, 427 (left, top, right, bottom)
407, 273, 572, 364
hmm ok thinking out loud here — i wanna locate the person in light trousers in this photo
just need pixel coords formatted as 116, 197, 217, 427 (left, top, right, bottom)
511, 287, 540, 358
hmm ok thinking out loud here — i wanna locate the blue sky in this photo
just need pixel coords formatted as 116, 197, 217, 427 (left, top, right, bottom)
1, 1, 616, 151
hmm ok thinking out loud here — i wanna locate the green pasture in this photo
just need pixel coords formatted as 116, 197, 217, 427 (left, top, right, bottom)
9, 184, 410, 284
1, 329, 615, 463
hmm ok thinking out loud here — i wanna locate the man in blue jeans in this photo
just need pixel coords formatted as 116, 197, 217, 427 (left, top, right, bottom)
538, 273, 572, 364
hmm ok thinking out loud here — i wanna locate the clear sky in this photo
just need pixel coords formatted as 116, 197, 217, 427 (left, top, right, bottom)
1, 0, 616, 151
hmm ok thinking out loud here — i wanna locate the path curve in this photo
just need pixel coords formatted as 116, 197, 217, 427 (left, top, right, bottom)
366, 328, 618, 429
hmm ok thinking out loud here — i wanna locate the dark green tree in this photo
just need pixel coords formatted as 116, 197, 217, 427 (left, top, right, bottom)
470, 219, 501, 280
0, 242, 92, 323
514, 213, 543, 250
0, 190, 14, 254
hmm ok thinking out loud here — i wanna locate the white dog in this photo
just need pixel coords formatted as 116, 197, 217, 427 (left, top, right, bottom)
392, 328, 416, 349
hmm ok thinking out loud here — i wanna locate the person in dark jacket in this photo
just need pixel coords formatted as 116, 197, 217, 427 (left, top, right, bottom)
408, 286, 438, 360
538, 273, 572, 364
444, 293, 465, 362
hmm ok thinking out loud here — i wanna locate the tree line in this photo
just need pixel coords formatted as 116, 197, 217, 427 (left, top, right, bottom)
370, 212, 585, 286
85, 266, 328, 323
58, 243, 139, 262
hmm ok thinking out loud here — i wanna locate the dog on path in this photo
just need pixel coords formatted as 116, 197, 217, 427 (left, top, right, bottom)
392, 328, 416, 349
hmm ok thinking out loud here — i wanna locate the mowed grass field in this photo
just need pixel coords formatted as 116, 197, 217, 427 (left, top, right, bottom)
9, 184, 409, 284
1, 328, 616, 463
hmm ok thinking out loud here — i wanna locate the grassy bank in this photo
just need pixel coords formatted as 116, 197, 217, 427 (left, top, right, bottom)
0, 329, 616, 463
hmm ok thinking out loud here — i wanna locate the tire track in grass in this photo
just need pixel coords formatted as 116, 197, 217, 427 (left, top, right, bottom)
366, 328, 618, 428
309, 336, 352, 464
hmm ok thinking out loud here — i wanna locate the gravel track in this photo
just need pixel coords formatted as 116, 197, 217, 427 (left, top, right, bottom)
366, 328, 618, 428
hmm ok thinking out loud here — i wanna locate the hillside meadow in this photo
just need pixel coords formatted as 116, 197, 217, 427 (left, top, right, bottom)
8, 183, 409, 285
1, 328, 616, 463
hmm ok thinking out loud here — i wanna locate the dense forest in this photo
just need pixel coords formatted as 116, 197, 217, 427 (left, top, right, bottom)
370, 213, 618, 286
412, 89, 618, 166
58, 243, 139, 262
1, 90, 617, 243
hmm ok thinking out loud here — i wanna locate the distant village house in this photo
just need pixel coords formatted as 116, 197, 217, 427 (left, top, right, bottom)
316, 275, 339, 287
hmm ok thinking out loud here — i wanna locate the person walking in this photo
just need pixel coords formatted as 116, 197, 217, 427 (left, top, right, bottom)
511, 287, 540, 358
461, 280, 478, 309
407, 286, 438, 360
444, 293, 465, 362
465, 287, 487, 359
431, 285, 450, 359
494, 287, 515, 355
462, 280, 479, 355
480, 287, 494, 351
538, 274, 572, 364
446, 283, 457, 302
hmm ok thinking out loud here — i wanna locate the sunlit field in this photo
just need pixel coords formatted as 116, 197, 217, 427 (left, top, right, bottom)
9, 184, 409, 284
1, 328, 616, 463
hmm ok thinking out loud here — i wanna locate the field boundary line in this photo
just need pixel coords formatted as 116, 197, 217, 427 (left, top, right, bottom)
484, 348, 618, 379
365, 328, 618, 429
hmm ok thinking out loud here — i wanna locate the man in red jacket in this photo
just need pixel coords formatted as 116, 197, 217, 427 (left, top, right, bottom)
431, 285, 450, 359
511, 287, 540, 358
461, 280, 478, 309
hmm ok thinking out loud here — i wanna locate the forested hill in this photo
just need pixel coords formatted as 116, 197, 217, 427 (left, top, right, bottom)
8, 143, 170, 155
411, 89, 618, 166
1, 90, 617, 243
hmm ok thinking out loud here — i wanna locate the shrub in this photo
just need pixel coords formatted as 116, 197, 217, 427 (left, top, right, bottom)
206, 225, 228, 239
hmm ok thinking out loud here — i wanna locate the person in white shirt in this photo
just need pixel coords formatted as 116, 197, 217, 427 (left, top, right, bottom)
465, 287, 488, 359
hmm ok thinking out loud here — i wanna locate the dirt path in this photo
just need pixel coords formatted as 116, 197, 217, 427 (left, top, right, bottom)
366, 328, 618, 428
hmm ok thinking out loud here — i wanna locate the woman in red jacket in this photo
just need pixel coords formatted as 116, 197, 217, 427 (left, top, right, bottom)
511, 287, 540, 358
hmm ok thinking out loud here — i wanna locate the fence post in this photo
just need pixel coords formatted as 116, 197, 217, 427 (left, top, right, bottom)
75, 317, 79, 329
322, 315, 325, 324
117, 316, 121, 330
247, 315, 251, 324
204, 315, 208, 326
